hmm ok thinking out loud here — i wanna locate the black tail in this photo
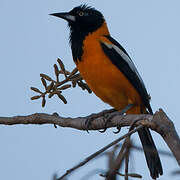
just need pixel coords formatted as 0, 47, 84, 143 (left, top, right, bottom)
138, 127, 163, 179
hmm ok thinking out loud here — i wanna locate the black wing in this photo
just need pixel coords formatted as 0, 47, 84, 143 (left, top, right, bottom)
100, 35, 153, 114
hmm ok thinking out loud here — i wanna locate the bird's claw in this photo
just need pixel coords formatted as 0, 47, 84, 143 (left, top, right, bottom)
113, 126, 121, 134
84, 113, 99, 133
99, 113, 117, 133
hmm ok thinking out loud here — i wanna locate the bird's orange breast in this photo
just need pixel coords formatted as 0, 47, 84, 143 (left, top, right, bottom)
75, 24, 143, 114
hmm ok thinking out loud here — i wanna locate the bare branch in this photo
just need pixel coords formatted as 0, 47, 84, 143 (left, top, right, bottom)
0, 109, 152, 130
0, 108, 179, 168
152, 109, 180, 166
106, 120, 139, 180
117, 143, 172, 157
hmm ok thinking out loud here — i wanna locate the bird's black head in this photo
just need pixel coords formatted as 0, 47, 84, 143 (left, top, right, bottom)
50, 5, 105, 62
50, 4, 105, 35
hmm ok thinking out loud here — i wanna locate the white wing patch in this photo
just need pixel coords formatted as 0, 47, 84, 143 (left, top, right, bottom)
102, 42, 145, 87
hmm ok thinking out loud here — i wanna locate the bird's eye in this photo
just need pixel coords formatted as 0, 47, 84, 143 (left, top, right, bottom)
79, 11, 84, 16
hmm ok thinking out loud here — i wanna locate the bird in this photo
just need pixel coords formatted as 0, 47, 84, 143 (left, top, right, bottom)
50, 4, 163, 179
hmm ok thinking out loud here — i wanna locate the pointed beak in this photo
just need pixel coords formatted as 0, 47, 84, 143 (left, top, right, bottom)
50, 12, 76, 22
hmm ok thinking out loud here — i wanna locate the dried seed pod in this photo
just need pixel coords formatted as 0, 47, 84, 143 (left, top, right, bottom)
57, 58, 65, 72
42, 97, 46, 107
40, 73, 52, 81
77, 81, 85, 90
56, 92, 67, 104
46, 82, 54, 93
69, 68, 78, 78
31, 95, 41, 100
48, 91, 56, 98
41, 78, 47, 89
58, 70, 64, 74
30, 87, 42, 94
59, 84, 71, 90
54, 64, 59, 77
83, 83, 92, 93
48, 90, 62, 98
72, 80, 77, 88
65, 70, 70, 75
70, 74, 82, 81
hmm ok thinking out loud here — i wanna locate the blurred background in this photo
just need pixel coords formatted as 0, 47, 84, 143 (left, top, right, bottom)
0, 0, 179, 179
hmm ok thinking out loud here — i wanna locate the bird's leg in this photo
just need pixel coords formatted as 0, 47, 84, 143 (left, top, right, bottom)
99, 104, 134, 133
85, 108, 116, 133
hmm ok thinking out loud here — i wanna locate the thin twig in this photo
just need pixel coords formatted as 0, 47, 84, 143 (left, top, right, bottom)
120, 143, 172, 157
116, 172, 142, 179
106, 119, 142, 180
106, 141, 127, 180
56, 125, 143, 180
125, 138, 130, 180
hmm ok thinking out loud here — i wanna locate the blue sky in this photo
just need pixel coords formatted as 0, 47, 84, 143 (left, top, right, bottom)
0, 0, 180, 179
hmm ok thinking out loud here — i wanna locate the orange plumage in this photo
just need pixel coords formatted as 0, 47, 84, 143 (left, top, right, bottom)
76, 22, 143, 114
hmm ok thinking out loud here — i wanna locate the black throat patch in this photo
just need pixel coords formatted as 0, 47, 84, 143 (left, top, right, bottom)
68, 11, 104, 62
69, 29, 87, 62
